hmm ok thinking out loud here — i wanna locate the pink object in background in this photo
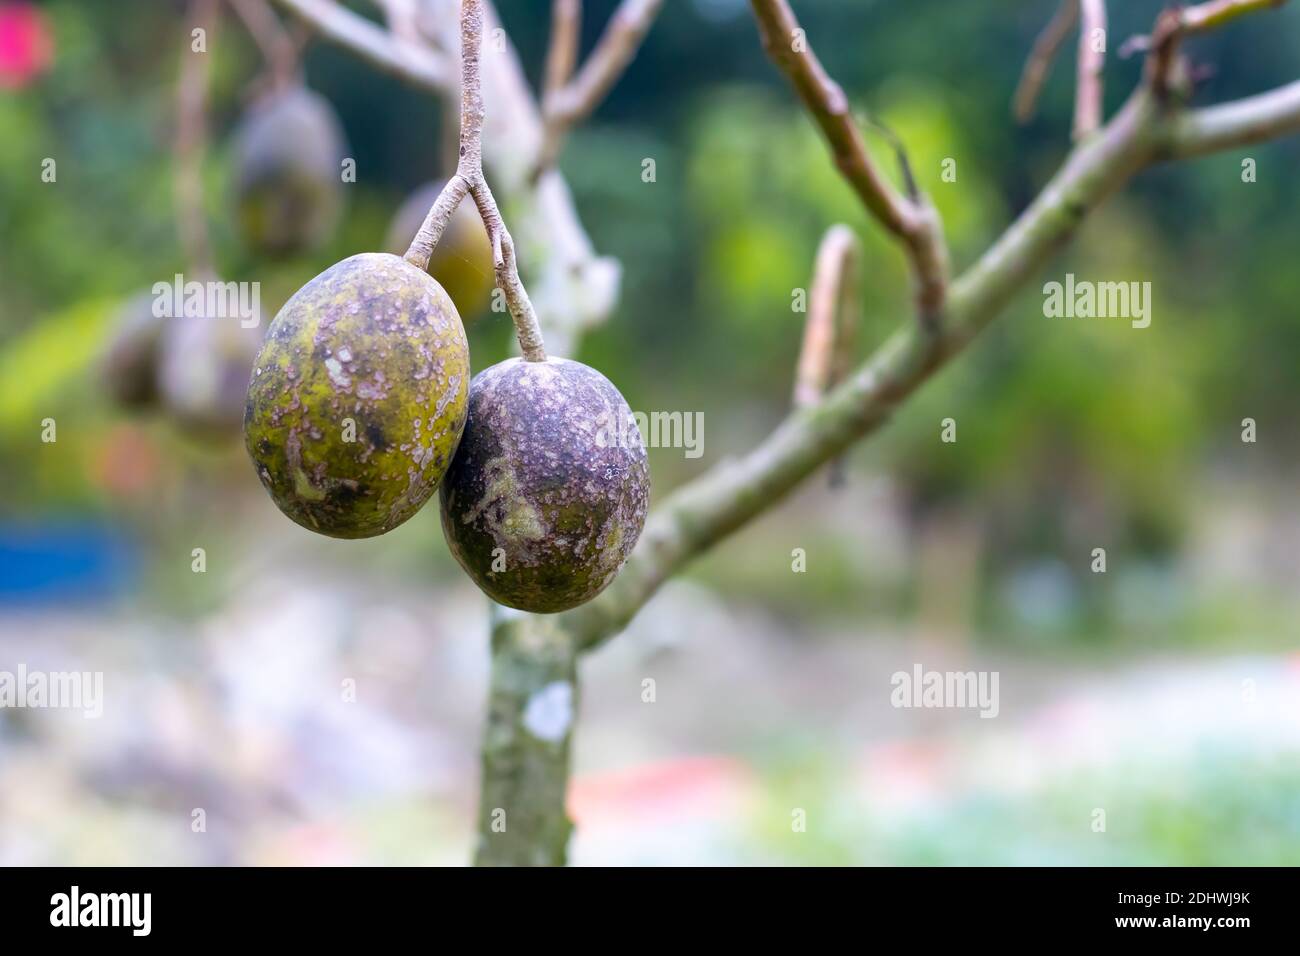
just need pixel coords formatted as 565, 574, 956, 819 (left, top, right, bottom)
0, 2, 53, 89
569, 755, 757, 829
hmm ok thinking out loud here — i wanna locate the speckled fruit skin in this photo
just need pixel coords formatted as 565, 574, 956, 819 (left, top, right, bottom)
244, 252, 470, 539
439, 357, 650, 613
232, 85, 347, 257
385, 180, 494, 319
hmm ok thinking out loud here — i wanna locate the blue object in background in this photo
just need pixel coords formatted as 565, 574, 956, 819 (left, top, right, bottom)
0, 521, 139, 605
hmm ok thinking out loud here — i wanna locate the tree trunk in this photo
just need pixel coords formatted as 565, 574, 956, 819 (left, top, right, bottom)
473, 608, 579, 866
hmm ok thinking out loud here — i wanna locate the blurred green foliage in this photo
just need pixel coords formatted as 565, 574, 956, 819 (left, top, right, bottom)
747, 748, 1300, 865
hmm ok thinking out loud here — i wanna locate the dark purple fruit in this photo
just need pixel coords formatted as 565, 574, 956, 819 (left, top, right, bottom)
439, 357, 649, 613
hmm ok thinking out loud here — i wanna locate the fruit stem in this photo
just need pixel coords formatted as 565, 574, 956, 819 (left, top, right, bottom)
404, 0, 548, 363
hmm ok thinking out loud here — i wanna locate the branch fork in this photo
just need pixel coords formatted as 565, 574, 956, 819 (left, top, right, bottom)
749, 0, 950, 330
403, 0, 547, 362
227, 0, 303, 91
533, 0, 665, 178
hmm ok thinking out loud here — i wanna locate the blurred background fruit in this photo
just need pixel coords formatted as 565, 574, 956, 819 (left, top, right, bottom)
100, 292, 167, 411
231, 84, 347, 258
385, 179, 494, 320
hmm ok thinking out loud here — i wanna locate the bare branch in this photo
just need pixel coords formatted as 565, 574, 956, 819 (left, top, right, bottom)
543, 0, 581, 101
562, 14, 1300, 652
175, 0, 220, 280
1014, 0, 1078, 123
1073, 0, 1107, 139
227, 0, 299, 86
534, 0, 663, 177
1164, 78, 1300, 156
749, 0, 909, 235
406, 0, 547, 361
794, 225, 859, 408
795, 224, 860, 487
272, 0, 450, 88
1183, 0, 1289, 32
748, 0, 949, 328
1148, 0, 1289, 94
370, 0, 422, 44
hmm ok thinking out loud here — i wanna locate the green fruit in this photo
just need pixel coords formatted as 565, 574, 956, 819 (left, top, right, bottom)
439, 357, 649, 613
244, 252, 470, 539
102, 292, 166, 410
232, 85, 347, 257
385, 180, 494, 319
157, 290, 264, 436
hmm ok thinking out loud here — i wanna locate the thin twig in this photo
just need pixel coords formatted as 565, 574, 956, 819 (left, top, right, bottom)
1148, 0, 1287, 95
534, 0, 663, 177
1013, 0, 1079, 123
405, 0, 547, 362
1073, 0, 1107, 139
795, 225, 860, 487
371, 0, 421, 45
227, 0, 299, 86
794, 225, 859, 409
1184, 0, 1289, 31
748, 0, 949, 328
543, 0, 581, 102
175, 0, 219, 280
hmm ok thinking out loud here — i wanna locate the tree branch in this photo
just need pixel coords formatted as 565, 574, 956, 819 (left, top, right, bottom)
1073, 0, 1107, 139
272, 0, 450, 86
227, 0, 300, 87
1148, 0, 1288, 94
1162, 77, 1300, 156
175, 0, 220, 280
1014, 0, 1079, 124
794, 225, 859, 408
534, 0, 664, 177
1183, 0, 1289, 32
748, 0, 949, 328
562, 9, 1300, 652
543, 0, 581, 102
370, 0, 422, 45
564, 88, 1119, 649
